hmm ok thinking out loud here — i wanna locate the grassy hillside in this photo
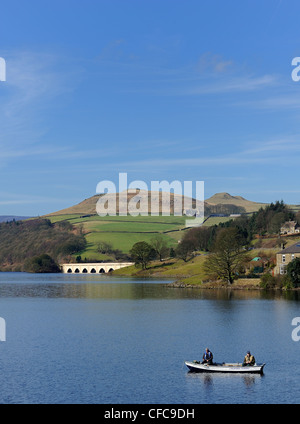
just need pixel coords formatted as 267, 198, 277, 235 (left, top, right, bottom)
47, 190, 200, 216
47, 191, 262, 217
47, 214, 189, 260
202, 216, 233, 227
113, 255, 208, 283
43, 191, 299, 264
44, 190, 268, 261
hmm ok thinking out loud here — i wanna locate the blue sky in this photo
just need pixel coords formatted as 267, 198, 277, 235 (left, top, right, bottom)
1, 0, 300, 216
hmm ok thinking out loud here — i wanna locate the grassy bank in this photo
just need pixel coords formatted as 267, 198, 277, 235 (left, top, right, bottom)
113, 255, 207, 282
112, 251, 273, 289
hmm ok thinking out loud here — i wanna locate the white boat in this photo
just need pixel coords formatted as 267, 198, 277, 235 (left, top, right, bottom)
185, 361, 265, 374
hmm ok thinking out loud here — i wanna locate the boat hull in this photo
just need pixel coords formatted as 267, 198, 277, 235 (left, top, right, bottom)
185, 361, 265, 374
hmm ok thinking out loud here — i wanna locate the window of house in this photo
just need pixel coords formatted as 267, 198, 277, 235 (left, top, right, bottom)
282, 255, 286, 263
280, 265, 287, 275
292, 254, 295, 260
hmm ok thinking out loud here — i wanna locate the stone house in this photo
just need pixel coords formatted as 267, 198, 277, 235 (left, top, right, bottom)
274, 241, 300, 275
280, 220, 300, 235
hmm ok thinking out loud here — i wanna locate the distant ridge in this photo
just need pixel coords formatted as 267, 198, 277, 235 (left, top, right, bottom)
0, 216, 31, 223
46, 190, 200, 216
45, 190, 268, 217
205, 192, 268, 213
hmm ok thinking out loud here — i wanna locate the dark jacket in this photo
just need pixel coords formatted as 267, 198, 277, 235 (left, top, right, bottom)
203, 350, 213, 363
243, 354, 255, 366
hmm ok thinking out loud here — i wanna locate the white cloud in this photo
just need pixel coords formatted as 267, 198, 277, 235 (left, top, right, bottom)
0, 51, 78, 156
197, 53, 233, 74
181, 74, 277, 96
101, 135, 300, 171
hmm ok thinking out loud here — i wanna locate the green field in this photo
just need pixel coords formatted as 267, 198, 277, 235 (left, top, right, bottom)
48, 214, 191, 260
202, 216, 233, 227
47, 212, 247, 261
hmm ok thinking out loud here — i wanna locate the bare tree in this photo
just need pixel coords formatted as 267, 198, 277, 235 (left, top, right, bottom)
204, 228, 249, 284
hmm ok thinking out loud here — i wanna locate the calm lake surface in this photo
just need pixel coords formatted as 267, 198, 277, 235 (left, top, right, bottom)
0, 273, 300, 404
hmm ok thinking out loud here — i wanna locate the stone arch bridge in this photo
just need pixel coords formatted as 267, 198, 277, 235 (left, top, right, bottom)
60, 262, 134, 274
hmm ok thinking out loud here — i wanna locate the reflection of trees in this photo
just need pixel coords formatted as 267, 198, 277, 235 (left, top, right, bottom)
5, 277, 300, 302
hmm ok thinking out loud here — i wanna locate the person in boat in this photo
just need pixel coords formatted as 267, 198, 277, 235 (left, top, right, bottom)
202, 348, 213, 365
243, 351, 255, 366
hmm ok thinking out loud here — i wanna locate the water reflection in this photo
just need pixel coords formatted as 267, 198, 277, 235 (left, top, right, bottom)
186, 371, 262, 388
0, 273, 298, 404
0, 273, 299, 301
0, 283, 296, 300
243, 375, 257, 387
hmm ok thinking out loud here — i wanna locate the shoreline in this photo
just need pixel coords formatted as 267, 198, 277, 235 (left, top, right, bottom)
1, 270, 299, 291
167, 280, 300, 291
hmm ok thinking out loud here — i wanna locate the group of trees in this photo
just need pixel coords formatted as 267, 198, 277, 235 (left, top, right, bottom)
205, 203, 246, 215
248, 201, 296, 236
24, 254, 61, 273
95, 241, 131, 262
0, 218, 86, 272
129, 201, 300, 286
287, 258, 300, 287
129, 235, 170, 270
201, 201, 298, 244
179, 201, 299, 254
129, 227, 250, 284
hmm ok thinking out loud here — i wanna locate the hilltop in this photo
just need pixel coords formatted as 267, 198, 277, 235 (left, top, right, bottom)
46, 190, 262, 217
46, 190, 200, 216
205, 192, 268, 213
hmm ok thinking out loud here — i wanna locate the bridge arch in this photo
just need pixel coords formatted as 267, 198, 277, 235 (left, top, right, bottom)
61, 263, 134, 274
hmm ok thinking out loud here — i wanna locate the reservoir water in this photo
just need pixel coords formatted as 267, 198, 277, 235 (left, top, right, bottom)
0, 272, 300, 404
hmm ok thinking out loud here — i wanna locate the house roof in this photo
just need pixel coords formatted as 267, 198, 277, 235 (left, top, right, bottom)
278, 241, 300, 254
281, 220, 299, 228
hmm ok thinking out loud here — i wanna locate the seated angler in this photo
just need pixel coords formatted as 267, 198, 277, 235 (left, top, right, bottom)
243, 351, 255, 366
202, 348, 213, 365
